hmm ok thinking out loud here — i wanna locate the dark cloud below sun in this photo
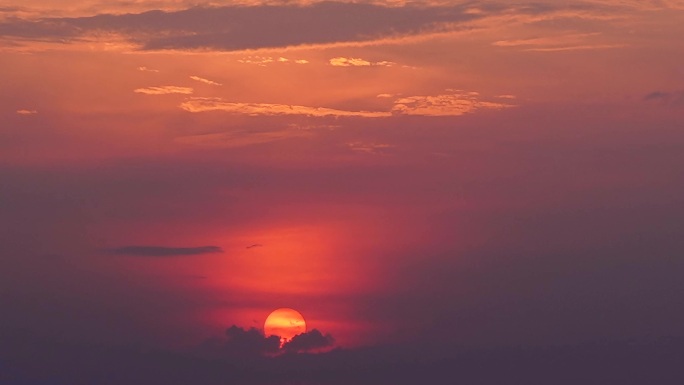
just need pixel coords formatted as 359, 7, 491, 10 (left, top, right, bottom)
108, 245, 223, 257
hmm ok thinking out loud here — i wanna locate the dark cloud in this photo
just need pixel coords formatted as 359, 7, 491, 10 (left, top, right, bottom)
108, 245, 223, 256
644, 91, 669, 100
0, 2, 502, 51
198, 326, 335, 357
2, 333, 683, 385
644, 90, 684, 106
223, 325, 281, 356
283, 329, 335, 353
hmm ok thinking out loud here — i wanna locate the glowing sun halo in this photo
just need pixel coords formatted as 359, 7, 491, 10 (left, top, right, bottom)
264, 308, 306, 345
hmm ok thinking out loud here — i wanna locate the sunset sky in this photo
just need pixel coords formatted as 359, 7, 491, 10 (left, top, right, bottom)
1, 1, 684, 384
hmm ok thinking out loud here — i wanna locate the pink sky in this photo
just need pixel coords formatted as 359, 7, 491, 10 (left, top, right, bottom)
1, 1, 684, 383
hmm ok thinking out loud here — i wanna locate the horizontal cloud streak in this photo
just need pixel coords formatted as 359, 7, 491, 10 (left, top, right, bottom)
329, 57, 395, 67
0, 2, 507, 51
109, 245, 223, 256
179, 91, 513, 118
134, 86, 193, 95
391, 91, 513, 116
179, 97, 392, 117
189, 75, 221, 86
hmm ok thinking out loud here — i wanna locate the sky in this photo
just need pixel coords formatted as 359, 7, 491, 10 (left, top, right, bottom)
1, 0, 684, 384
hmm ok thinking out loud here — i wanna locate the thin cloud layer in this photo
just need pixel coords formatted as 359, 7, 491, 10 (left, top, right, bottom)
134, 86, 193, 95
1, 1, 678, 52
16, 109, 38, 115
189, 75, 221, 86
0, 1, 592, 51
175, 129, 313, 148
237, 56, 310, 65
391, 91, 513, 116
329, 57, 395, 67
644, 90, 684, 106
346, 142, 395, 154
178, 91, 512, 118
493, 32, 627, 52
179, 97, 392, 118
109, 245, 223, 256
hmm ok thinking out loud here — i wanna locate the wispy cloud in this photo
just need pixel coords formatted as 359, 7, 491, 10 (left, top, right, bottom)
0, 2, 651, 52
644, 90, 684, 106
179, 91, 513, 118
329, 57, 396, 67
493, 33, 600, 47
134, 86, 194, 95
179, 97, 392, 118
137, 66, 159, 72
16, 109, 38, 115
237, 56, 309, 66
493, 33, 626, 52
0, 2, 488, 51
175, 128, 313, 148
190, 76, 222, 86
346, 142, 395, 154
391, 90, 513, 116
108, 245, 223, 257
524, 44, 626, 52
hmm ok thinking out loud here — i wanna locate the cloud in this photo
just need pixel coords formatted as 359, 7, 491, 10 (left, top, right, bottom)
108, 245, 223, 256
134, 86, 193, 95
16, 109, 38, 115
0, 2, 490, 51
391, 90, 513, 116
223, 325, 281, 355
178, 91, 512, 118
137, 66, 159, 72
329, 57, 396, 67
644, 90, 684, 106
237, 56, 309, 66
179, 97, 392, 118
493, 33, 626, 52
493, 33, 601, 47
346, 142, 395, 154
199, 326, 335, 357
0, 2, 654, 52
329, 57, 371, 67
175, 128, 313, 148
189, 75, 222, 86
282, 329, 335, 353
523, 44, 626, 52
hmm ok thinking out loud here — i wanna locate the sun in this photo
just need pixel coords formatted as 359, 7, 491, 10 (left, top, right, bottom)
264, 308, 306, 346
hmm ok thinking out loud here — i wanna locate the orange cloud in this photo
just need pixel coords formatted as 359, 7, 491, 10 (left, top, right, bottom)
175, 129, 313, 148
134, 86, 194, 95
16, 109, 38, 115
346, 142, 395, 154
238, 56, 309, 66
179, 97, 392, 118
329, 57, 396, 67
189, 76, 222, 86
524, 44, 626, 52
493, 32, 625, 52
391, 91, 513, 116
179, 91, 513, 118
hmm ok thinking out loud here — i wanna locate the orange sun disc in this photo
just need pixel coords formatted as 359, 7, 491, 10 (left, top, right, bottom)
264, 308, 306, 345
